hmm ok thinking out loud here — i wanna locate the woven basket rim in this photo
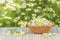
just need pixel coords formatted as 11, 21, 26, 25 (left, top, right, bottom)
26, 22, 55, 27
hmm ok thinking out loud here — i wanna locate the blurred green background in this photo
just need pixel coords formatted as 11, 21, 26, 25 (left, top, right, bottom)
0, 0, 60, 27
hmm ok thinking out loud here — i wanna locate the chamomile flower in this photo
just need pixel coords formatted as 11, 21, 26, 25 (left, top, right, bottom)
55, 25, 58, 27
13, 16, 20, 22
4, 3, 16, 10
56, 1, 60, 5
43, 33, 48, 38
34, 9, 39, 13
51, 0, 57, 3
10, 6, 16, 10
6, 0, 14, 3
38, 0, 41, 1
58, 21, 60, 23
29, 0, 35, 1
3, 16, 12, 20
0, 0, 5, 4
48, 0, 57, 3
19, 20, 24, 24
49, 33, 57, 37
21, 2, 26, 8
48, 8, 54, 12
42, 8, 47, 12
24, 16, 29, 20
2, 6, 8, 10
43, 33, 57, 38
43, 7, 54, 12
14, 32, 19, 36
15, 3, 21, 8
1, 14, 6, 17
4, 11, 8, 15
6, 21, 11, 24
30, 16, 51, 26
37, 6, 42, 9
7, 31, 11, 35
32, 14, 37, 17
21, 12, 25, 15
48, 0, 51, 2
32, 16, 36, 19
53, 13, 56, 17
26, 8, 31, 11
6, 3, 11, 8
27, 2, 35, 7
14, 20, 18, 22
57, 19, 59, 21
18, 20, 27, 27
51, 33, 57, 37
0, 23, 2, 26
19, 31, 25, 36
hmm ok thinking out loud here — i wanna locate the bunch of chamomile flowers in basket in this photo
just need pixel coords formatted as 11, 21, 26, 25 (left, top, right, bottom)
29, 16, 51, 27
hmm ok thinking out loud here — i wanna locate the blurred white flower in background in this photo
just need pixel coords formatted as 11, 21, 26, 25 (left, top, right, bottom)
3, 16, 12, 20
6, 0, 14, 3
42, 7, 54, 12
2, 6, 8, 10
18, 20, 27, 27
27, 2, 35, 7
0, 23, 2, 26
6, 3, 16, 10
2, 0, 26, 11
26, 8, 31, 11
34, 9, 39, 13
1, 11, 8, 16
32, 14, 37, 18
21, 2, 26, 8
48, 8, 54, 12
29, 0, 35, 1
6, 21, 11, 24
56, 1, 60, 5
52, 0, 57, 3
48, 0, 57, 3
13, 2, 26, 8
24, 16, 29, 20
42, 9, 46, 12
53, 13, 56, 17
0, 0, 5, 4
13, 16, 20, 22
20, 0, 25, 2
15, 3, 21, 8
21, 12, 25, 15
32, 14, 37, 17
3, 3, 16, 10
37, 6, 42, 9
39, 0, 41, 1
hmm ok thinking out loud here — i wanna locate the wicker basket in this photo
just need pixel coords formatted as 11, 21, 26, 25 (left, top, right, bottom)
26, 22, 54, 34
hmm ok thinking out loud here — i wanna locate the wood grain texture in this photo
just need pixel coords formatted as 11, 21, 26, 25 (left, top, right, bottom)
0, 27, 60, 40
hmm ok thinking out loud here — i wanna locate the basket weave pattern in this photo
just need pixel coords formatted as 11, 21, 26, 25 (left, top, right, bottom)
26, 23, 54, 34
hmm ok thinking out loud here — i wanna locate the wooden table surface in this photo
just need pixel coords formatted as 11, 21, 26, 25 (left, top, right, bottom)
0, 27, 60, 40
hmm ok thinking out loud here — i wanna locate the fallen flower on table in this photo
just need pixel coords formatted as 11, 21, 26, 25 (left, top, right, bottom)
43, 33, 48, 38
14, 32, 19, 36
50, 33, 57, 37
7, 31, 11, 35
7, 30, 25, 37
19, 31, 25, 36
43, 33, 57, 38
14, 31, 25, 36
